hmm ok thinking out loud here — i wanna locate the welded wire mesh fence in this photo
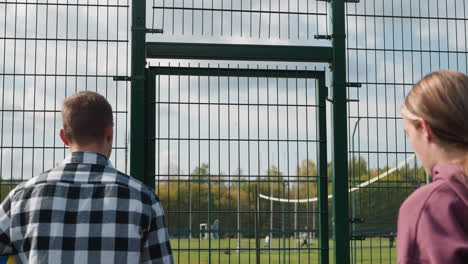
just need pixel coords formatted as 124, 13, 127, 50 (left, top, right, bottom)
2, 0, 466, 263
146, 1, 335, 261
0, 0, 130, 200
148, 0, 331, 45
345, 0, 468, 262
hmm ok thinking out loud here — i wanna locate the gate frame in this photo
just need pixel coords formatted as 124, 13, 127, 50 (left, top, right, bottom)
129, 0, 350, 263
146, 66, 329, 264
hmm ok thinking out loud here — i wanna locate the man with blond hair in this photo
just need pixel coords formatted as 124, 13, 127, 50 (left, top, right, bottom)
0, 91, 173, 263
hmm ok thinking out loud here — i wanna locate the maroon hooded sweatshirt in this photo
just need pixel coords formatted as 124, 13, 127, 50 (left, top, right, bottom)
397, 163, 468, 263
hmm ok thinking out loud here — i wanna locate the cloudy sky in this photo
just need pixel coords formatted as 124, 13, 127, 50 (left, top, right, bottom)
1, 0, 467, 182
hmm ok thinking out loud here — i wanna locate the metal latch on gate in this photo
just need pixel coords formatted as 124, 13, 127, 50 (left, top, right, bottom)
329, 82, 362, 88
346, 83, 362, 102
314, 33, 347, 40
347, 82, 362, 88
326, 82, 363, 103
131, 26, 164, 34
113, 75, 144, 81
314, 35, 332, 40
326, 97, 359, 103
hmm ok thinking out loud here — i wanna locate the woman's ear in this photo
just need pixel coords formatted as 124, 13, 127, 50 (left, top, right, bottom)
418, 119, 433, 141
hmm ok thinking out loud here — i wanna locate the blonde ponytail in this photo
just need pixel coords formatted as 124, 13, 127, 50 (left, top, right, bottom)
403, 70, 468, 174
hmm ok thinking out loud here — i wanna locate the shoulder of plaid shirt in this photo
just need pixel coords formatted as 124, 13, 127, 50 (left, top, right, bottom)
0, 152, 174, 264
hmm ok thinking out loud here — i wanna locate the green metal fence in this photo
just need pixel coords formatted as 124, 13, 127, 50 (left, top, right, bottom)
139, 0, 348, 263
2, 0, 466, 263
0, 0, 130, 197
345, 0, 468, 263
147, 66, 329, 263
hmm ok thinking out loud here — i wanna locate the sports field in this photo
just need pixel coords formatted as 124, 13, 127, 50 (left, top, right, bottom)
170, 238, 396, 264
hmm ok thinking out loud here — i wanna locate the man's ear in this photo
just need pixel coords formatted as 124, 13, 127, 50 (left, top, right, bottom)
104, 124, 114, 144
60, 129, 70, 146
418, 119, 433, 141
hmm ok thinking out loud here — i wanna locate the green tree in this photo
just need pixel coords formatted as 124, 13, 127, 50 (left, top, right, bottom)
296, 159, 318, 198
191, 163, 210, 179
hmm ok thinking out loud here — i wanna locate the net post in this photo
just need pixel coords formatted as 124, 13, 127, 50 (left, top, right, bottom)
254, 184, 261, 264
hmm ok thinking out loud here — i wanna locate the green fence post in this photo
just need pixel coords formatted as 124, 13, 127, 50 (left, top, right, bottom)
130, 1, 148, 185
145, 69, 156, 190
317, 73, 329, 264
331, 0, 350, 263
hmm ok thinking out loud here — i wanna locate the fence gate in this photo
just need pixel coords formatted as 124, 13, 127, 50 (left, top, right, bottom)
144, 66, 329, 263
128, 0, 351, 263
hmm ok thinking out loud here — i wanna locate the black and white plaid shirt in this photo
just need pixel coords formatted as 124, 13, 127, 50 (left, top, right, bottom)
0, 152, 173, 264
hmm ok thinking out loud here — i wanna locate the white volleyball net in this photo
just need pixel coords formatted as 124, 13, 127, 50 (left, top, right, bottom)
258, 154, 421, 239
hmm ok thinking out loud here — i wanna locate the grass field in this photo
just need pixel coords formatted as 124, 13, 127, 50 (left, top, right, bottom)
170, 238, 396, 264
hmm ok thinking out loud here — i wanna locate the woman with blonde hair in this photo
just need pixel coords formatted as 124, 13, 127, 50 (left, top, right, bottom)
398, 70, 468, 263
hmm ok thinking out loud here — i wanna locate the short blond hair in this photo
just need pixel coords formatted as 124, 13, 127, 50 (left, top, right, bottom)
402, 70, 468, 149
62, 91, 113, 145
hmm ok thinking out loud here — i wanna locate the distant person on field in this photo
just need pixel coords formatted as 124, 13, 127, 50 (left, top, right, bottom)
0, 91, 174, 263
300, 227, 309, 248
398, 70, 468, 263
264, 235, 270, 248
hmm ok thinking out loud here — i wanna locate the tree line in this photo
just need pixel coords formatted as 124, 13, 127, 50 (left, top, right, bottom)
157, 156, 427, 238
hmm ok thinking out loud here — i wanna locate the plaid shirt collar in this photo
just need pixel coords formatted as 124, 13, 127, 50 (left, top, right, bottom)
61, 151, 113, 167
